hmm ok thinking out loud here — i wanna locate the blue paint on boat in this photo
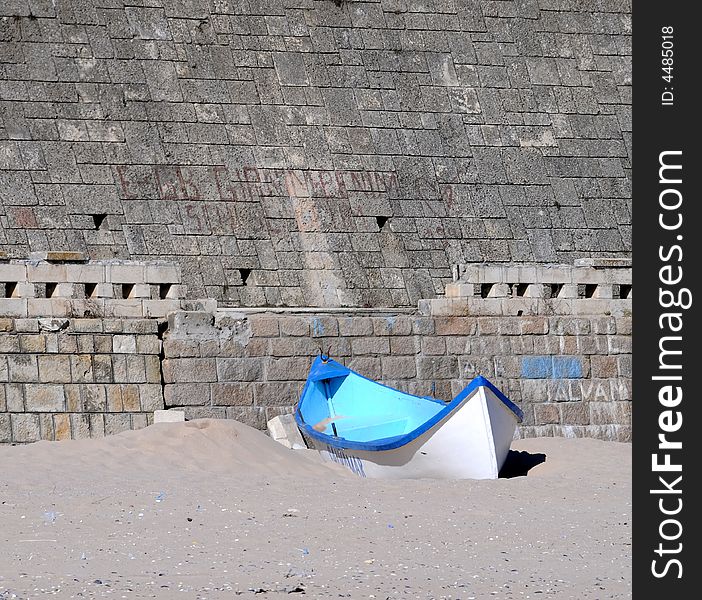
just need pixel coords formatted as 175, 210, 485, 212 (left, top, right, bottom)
295, 356, 523, 452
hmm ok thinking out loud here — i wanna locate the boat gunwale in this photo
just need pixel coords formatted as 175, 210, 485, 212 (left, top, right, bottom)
294, 357, 524, 452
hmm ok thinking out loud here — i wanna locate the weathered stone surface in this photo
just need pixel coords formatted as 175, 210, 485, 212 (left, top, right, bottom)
11, 414, 41, 443
0, 412, 10, 442
267, 413, 306, 450
163, 358, 217, 383
81, 384, 107, 412
253, 382, 302, 407
264, 357, 311, 381
164, 383, 210, 407
105, 413, 132, 436
8, 355, 38, 382
216, 358, 264, 382
113, 334, 137, 354
416, 356, 459, 380
381, 356, 417, 380
122, 385, 142, 412
211, 383, 254, 406
38, 355, 72, 383
226, 406, 267, 429
154, 410, 185, 423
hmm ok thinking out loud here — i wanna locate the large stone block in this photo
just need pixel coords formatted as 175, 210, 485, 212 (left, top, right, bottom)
154, 410, 185, 423
163, 358, 217, 383
126, 355, 146, 383
226, 406, 267, 429
105, 413, 132, 436
350, 337, 390, 355
70, 414, 91, 439
39, 413, 55, 440
0, 299, 28, 317
70, 355, 94, 382
163, 337, 200, 358
11, 413, 41, 443
113, 334, 137, 353
416, 356, 459, 379
253, 382, 302, 407
338, 317, 374, 337
216, 358, 264, 382
249, 315, 280, 337
164, 383, 211, 406
533, 403, 560, 425
371, 315, 412, 336
8, 355, 39, 382
267, 413, 306, 449
434, 317, 477, 336
279, 317, 310, 337
211, 382, 254, 406
381, 356, 417, 380
0, 413, 11, 443
0, 333, 20, 353
122, 385, 143, 412
38, 355, 72, 383
264, 327, 310, 353
264, 357, 311, 381
81, 384, 107, 412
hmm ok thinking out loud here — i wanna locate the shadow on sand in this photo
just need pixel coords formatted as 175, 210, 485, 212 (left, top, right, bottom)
499, 450, 547, 478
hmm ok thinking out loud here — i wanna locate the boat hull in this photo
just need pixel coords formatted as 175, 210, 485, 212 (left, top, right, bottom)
305, 385, 519, 480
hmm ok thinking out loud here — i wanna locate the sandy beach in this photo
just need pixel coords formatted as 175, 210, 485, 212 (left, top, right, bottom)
0, 420, 631, 599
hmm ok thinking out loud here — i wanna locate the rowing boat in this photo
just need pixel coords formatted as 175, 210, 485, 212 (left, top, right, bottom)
294, 356, 524, 479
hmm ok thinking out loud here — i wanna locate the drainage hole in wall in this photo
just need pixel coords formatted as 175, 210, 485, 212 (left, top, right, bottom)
550, 283, 563, 298
513, 283, 529, 297
92, 214, 107, 230
239, 268, 251, 286
376, 216, 390, 231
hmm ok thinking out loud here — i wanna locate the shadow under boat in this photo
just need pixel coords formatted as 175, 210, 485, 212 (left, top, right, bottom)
498, 450, 547, 478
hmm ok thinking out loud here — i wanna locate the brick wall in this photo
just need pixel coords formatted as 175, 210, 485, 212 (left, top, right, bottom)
1, 307, 632, 443
0, 0, 632, 308
0, 316, 163, 443
162, 308, 632, 442
1, 258, 632, 443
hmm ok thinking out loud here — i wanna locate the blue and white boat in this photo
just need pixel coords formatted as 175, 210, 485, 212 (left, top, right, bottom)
294, 356, 524, 480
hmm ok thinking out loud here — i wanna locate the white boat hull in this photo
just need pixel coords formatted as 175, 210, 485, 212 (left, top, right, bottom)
309, 386, 519, 480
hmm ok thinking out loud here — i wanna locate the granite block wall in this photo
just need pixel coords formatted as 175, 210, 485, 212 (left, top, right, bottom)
0, 316, 163, 443
0, 258, 632, 443
0, 0, 632, 308
161, 308, 632, 442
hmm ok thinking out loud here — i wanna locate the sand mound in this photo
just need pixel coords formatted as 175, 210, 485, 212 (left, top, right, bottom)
2, 419, 348, 487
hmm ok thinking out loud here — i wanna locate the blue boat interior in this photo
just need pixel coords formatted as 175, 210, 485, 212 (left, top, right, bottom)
295, 356, 523, 451
300, 370, 446, 442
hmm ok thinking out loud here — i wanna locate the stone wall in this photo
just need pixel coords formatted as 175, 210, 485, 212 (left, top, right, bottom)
160, 307, 631, 442
0, 316, 163, 443
1, 306, 632, 444
0, 257, 632, 443
0, 0, 632, 307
